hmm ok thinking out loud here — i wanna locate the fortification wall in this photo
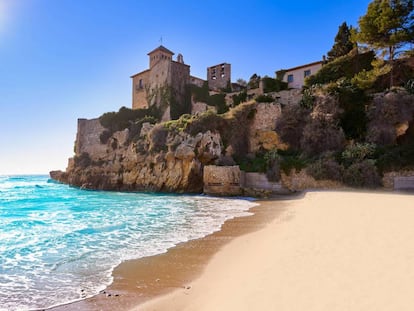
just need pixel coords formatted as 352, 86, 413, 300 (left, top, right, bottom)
382, 170, 414, 190
203, 165, 241, 196
75, 118, 107, 159
132, 70, 150, 109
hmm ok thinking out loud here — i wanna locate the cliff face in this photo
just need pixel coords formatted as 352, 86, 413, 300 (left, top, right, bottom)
51, 118, 222, 192
50, 101, 284, 193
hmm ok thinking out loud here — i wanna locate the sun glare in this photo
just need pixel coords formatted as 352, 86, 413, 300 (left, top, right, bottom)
0, 1, 6, 34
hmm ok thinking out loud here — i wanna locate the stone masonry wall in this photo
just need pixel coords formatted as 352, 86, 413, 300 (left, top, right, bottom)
203, 165, 241, 196
75, 118, 107, 159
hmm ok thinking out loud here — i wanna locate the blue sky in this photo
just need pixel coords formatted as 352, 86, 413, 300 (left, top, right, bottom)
0, 0, 372, 174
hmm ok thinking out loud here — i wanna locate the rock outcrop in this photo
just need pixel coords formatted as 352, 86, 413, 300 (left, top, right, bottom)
51, 118, 222, 193
51, 101, 284, 194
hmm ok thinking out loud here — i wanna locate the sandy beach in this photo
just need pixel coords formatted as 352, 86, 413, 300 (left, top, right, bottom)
138, 191, 414, 311
51, 190, 414, 311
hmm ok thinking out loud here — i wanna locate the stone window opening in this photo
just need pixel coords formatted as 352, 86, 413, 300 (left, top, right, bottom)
287, 74, 294, 83
304, 69, 311, 77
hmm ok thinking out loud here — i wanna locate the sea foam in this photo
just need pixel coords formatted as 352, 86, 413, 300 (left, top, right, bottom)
0, 175, 256, 311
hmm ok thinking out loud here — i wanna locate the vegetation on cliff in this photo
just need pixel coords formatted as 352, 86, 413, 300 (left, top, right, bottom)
58, 0, 414, 192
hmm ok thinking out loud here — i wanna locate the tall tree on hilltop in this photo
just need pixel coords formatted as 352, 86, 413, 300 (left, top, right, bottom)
327, 22, 355, 61
357, 0, 414, 86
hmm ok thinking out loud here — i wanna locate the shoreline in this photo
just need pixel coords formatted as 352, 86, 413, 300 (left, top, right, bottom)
139, 190, 414, 311
50, 194, 294, 311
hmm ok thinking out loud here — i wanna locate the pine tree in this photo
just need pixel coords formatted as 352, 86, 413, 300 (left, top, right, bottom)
327, 22, 355, 61
357, 0, 414, 85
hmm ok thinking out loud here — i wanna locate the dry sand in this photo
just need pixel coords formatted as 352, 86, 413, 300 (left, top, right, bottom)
138, 191, 414, 311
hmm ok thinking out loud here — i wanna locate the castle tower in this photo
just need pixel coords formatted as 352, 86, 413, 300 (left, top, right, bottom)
131, 46, 190, 120
207, 63, 231, 91
147, 45, 174, 68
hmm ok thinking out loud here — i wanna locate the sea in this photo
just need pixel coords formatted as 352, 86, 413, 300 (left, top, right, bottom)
0, 175, 256, 311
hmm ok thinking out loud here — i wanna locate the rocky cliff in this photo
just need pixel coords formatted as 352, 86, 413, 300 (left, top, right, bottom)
51, 119, 222, 192
50, 101, 284, 193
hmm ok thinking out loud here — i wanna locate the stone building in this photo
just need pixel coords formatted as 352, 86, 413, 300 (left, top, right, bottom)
131, 46, 191, 112
207, 63, 231, 91
131, 46, 234, 118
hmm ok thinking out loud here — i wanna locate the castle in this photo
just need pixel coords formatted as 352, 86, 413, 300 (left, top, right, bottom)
131, 46, 231, 115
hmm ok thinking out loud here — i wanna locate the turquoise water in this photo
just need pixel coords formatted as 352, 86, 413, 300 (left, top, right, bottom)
0, 175, 256, 311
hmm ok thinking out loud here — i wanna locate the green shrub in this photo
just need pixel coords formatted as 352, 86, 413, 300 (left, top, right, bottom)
186, 111, 225, 136
341, 142, 376, 167
327, 79, 368, 140
307, 158, 344, 181
99, 106, 160, 133
351, 59, 392, 90
375, 142, 414, 173
300, 86, 317, 109
238, 154, 267, 173
209, 93, 228, 113
170, 86, 192, 120
343, 160, 381, 188
261, 77, 288, 93
264, 149, 281, 181
164, 114, 193, 132
232, 91, 247, 107
300, 115, 345, 157
405, 79, 414, 94
127, 116, 158, 143
279, 154, 307, 175
275, 103, 309, 151
191, 82, 210, 103
305, 51, 375, 86
255, 95, 274, 103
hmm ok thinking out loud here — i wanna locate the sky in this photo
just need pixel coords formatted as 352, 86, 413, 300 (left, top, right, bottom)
0, 0, 372, 175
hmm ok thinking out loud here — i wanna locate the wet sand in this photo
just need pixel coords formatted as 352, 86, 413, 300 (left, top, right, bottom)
50, 195, 292, 311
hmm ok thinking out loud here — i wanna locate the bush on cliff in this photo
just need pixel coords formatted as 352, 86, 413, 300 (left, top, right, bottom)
261, 77, 288, 93
99, 106, 161, 133
255, 94, 274, 103
275, 103, 309, 151
185, 110, 226, 136
305, 51, 375, 86
231, 91, 247, 107
300, 96, 346, 157
327, 79, 368, 140
307, 157, 344, 182
190, 83, 228, 113
343, 160, 381, 188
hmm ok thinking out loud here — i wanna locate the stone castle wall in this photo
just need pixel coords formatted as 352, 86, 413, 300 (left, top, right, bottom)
203, 165, 241, 196
207, 63, 231, 91
75, 118, 107, 158
132, 70, 150, 109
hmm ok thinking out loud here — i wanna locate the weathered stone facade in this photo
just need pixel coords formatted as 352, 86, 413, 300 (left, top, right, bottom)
207, 63, 231, 91
203, 165, 242, 196
131, 46, 234, 118
131, 46, 190, 117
